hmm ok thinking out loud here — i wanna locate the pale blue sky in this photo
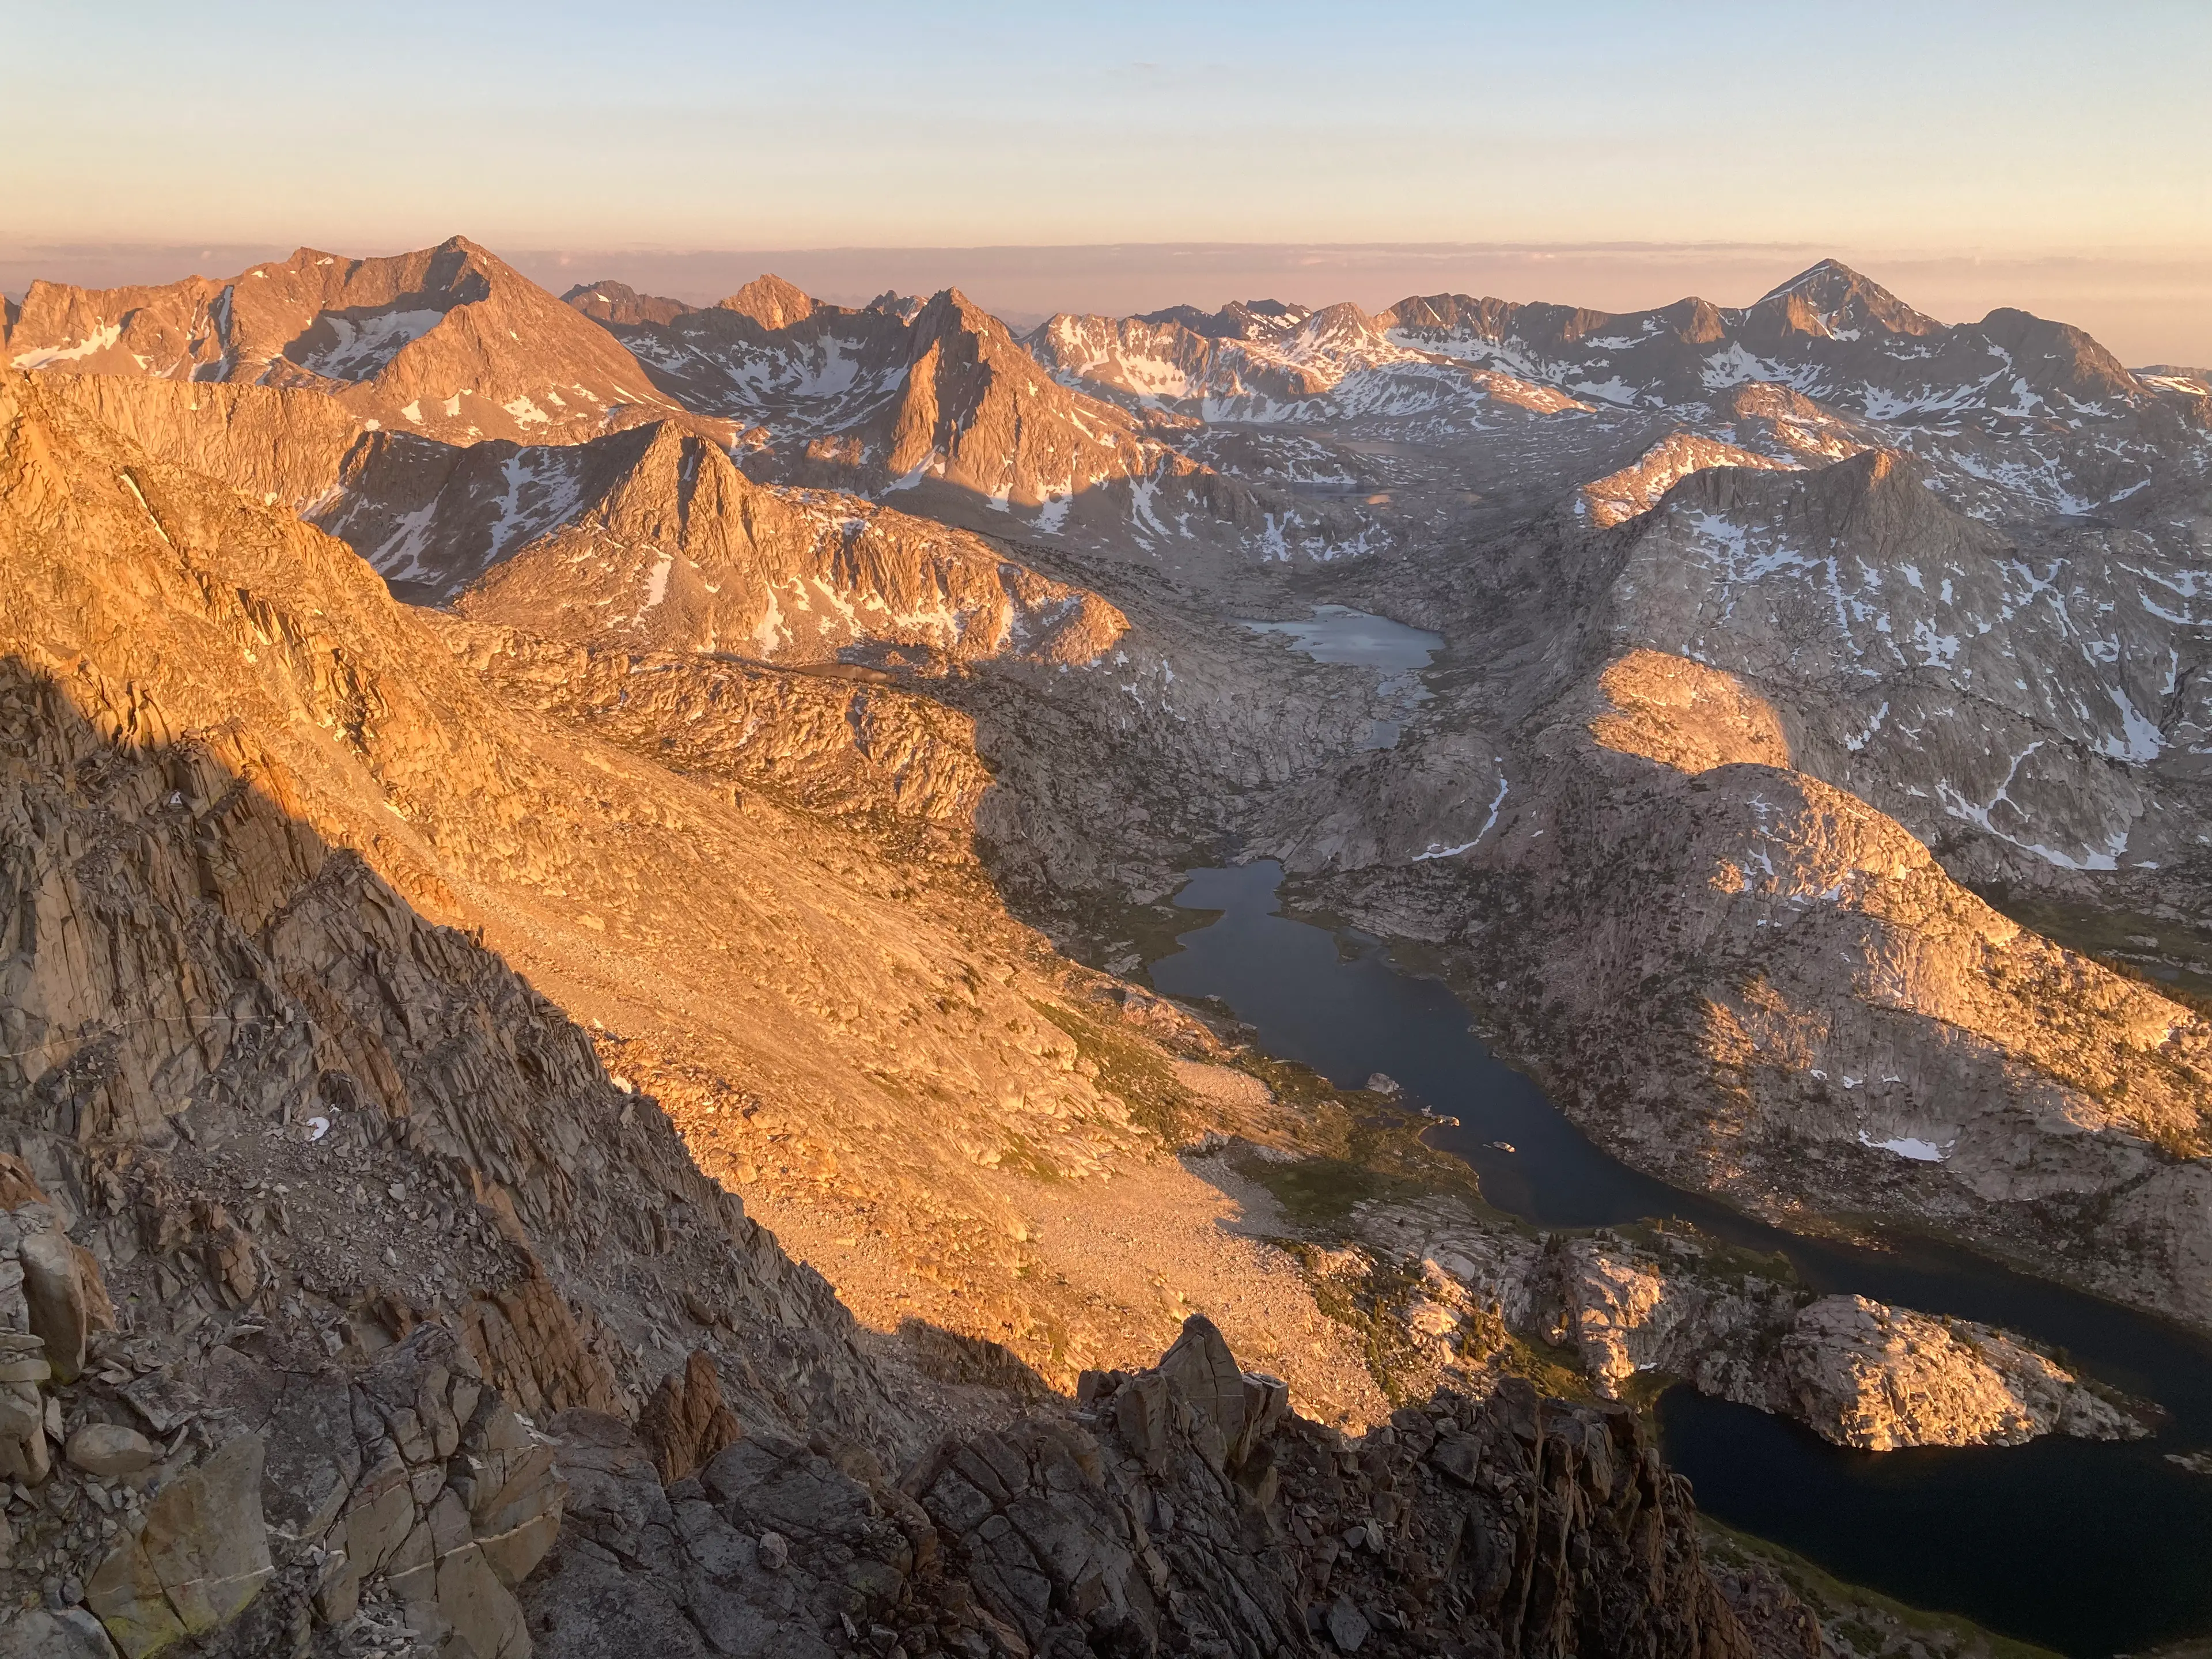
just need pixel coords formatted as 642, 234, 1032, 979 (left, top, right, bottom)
7, 1, 2206, 249
4, 2, 2209, 358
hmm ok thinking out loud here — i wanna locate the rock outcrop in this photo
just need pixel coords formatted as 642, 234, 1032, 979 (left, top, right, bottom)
431, 621, 995, 837
19, 1319, 568, 1659
513, 1314, 1781, 1659
1761, 1294, 2142, 1452
560, 283, 696, 328
31, 375, 376, 516
1535, 1233, 2145, 1450
440, 423, 1128, 665
1573, 434, 1796, 528
638, 1350, 744, 1485
1338, 1200, 2143, 1453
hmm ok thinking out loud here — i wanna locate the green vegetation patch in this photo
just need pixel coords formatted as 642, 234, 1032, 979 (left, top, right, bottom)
1979, 889, 2212, 1013
995, 1130, 1065, 1185
1497, 1330, 1599, 1403
1027, 994, 1191, 1142
1291, 1244, 1441, 1408
1232, 1152, 1400, 1228
1608, 1218, 1805, 1295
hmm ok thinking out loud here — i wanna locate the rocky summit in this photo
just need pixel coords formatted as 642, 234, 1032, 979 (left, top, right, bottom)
2, 229, 2209, 1659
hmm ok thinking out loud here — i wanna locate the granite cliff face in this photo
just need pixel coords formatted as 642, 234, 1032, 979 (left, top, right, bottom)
517, 1315, 1781, 1659
25, 375, 377, 516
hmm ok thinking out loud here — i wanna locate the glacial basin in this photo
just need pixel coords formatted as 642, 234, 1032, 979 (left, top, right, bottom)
1146, 859, 2212, 1658
1242, 607, 1439, 753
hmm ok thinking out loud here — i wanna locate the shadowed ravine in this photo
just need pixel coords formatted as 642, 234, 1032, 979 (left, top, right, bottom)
1147, 860, 2212, 1658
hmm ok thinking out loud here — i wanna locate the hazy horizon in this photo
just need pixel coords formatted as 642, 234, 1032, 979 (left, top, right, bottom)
6, 237, 2209, 367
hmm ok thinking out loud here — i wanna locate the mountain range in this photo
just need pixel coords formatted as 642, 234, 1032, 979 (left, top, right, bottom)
3, 235, 2209, 1659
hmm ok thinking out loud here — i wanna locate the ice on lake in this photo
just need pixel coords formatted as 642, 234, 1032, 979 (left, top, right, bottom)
1858, 1130, 1951, 1162
1240, 604, 1442, 669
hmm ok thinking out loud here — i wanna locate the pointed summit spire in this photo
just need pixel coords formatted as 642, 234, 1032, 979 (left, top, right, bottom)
1752, 259, 1937, 336
1758, 256, 1873, 302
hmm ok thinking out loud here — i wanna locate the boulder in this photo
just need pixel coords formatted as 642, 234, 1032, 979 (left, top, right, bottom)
87, 1434, 274, 1658
1153, 1313, 1289, 1470
66, 1423, 159, 1478
0, 1338, 51, 1486
19, 1226, 112, 1385
256, 1368, 360, 1541
0, 1609, 119, 1659
1327, 1594, 1370, 1653
436, 1539, 531, 1659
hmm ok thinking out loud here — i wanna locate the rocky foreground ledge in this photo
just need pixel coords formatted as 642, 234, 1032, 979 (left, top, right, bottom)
1, 1229, 1819, 1659
524, 1313, 1795, 1659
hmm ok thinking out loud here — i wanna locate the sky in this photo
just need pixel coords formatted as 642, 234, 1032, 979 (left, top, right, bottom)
4, 1, 2209, 360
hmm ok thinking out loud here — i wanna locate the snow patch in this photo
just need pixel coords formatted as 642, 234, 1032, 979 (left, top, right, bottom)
10, 320, 123, 369
296, 308, 443, 380
642, 550, 675, 612
1858, 1131, 1951, 1163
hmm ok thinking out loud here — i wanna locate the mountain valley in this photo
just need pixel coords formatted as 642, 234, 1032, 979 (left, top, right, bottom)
3, 239, 2210, 1659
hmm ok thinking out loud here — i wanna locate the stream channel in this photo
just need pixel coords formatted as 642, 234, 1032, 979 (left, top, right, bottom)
1145, 858, 2212, 1657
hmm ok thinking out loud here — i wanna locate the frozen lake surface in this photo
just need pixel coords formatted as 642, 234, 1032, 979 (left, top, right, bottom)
1239, 604, 1442, 669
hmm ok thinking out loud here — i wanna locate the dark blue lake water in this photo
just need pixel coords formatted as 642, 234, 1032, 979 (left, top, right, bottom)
1147, 861, 2212, 1658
